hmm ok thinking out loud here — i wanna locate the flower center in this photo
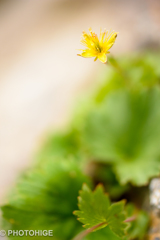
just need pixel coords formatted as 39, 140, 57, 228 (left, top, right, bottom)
96, 46, 101, 52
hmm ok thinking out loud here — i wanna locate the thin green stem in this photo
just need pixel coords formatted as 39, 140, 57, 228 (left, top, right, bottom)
108, 56, 130, 86
73, 215, 136, 240
72, 222, 107, 240
124, 215, 136, 223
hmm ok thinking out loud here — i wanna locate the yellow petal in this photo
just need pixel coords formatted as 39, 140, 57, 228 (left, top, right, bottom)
100, 29, 108, 45
98, 53, 107, 63
80, 50, 96, 58
104, 32, 118, 51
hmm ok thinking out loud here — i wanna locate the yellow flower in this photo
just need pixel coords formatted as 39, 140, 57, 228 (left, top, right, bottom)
78, 28, 118, 63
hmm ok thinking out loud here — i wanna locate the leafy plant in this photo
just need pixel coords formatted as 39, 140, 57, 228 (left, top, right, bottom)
1, 52, 160, 240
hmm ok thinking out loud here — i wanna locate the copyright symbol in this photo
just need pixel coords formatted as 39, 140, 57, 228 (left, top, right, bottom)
0, 230, 6, 237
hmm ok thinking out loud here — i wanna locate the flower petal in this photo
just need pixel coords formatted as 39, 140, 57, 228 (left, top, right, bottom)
98, 53, 107, 63
80, 50, 96, 58
104, 32, 118, 51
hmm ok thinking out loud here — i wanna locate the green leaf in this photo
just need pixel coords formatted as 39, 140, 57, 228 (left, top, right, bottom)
94, 53, 160, 104
74, 184, 128, 238
82, 88, 160, 185
36, 129, 83, 163
126, 204, 150, 240
85, 226, 127, 240
1, 159, 91, 240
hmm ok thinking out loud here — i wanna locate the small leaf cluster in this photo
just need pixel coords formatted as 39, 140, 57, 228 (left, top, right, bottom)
74, 184, 149, 240
74, 184, 128, 238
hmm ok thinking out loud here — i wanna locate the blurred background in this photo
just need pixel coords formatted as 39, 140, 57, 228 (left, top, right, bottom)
0, 0, 160, 205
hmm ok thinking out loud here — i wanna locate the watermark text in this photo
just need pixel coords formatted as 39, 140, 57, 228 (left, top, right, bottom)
0, 230, 53, 237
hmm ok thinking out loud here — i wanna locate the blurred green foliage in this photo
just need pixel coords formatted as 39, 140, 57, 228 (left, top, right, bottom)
82, 88, 160, 185
1, 52, 160, 239
126, 204, 150, 240
2, 160, 91, 240
89, 163, 130, 199
37, 129, 83, 162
